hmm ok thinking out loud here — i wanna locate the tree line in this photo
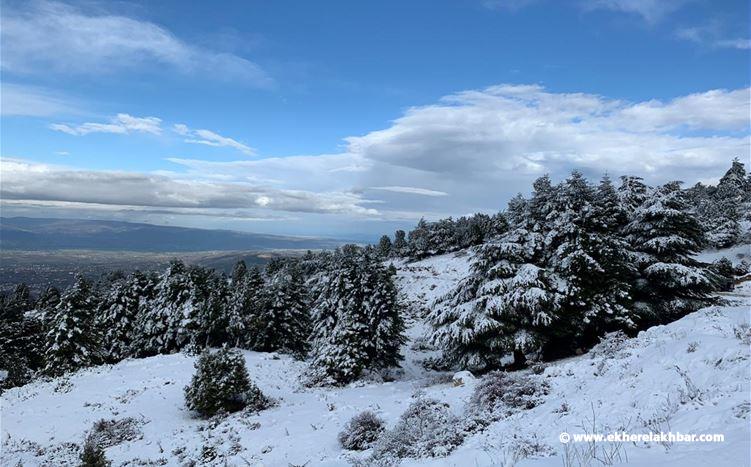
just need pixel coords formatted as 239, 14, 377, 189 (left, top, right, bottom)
378, 159, 750, 261
0, 246, 404, 391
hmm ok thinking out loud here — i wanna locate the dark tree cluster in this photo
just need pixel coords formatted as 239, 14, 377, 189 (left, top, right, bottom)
385, 159, 750, 262
0, 245, 406, 390
377, 213, 509, 260
429, 160, 748, 372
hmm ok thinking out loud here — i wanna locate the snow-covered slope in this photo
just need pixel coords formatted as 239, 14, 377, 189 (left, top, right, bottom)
2, 250, 749, 466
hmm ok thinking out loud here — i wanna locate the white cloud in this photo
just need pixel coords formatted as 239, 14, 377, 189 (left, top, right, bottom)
50, 114, 162, 136
0, 1, 273, 86
676, 25, 751, 50
54, 151, 70, 156
344, 84, 749, 216
173, 124, 255, 156
582, 0, 690, 23
482, 0, 539, 11
0, 158, 379, 217
0, 83, 81, 117
4, 84, 748, 232
370, 186, 449, 197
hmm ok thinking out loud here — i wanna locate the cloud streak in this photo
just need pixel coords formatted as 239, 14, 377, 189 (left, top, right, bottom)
50, 114, 163, 136
0, 83, 82, 117
173, 124, 255, 156
370, 186, 449, 197
0, 0, 273, 86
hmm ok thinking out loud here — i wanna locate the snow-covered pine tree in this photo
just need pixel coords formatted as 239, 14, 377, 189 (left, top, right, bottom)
43, 275, 100, 376
377, 235, 393, 257
505, 193, 529, 228
36, 285, 61, 316
429, 227, 562, 370
309, 248, 369, 384
247, 263, 310, 357
0, 283, 45, 390
542, 172, 635, 352
429, 218, 457, 254
360, 250, 405, 369
309, 246, 404, 384
626, 181, 718, 324
528, 174, 557, 233
227, 266, 265, 347
393, 229, 408, 257
231, 260, 248, 285
617, 175, 649, 216
408, 219, 431, 259
185, 267, 230, 349
704, 159, 747, 247
132, 260, 195, 356
97, 271, 156, 363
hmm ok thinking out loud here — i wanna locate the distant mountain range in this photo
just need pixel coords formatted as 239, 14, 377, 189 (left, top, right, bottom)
0, 217, 344, 252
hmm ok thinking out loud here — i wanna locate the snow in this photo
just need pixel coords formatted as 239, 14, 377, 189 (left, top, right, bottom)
2, 248, 750, 466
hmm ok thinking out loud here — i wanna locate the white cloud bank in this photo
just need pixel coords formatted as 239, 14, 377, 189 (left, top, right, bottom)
3, 84, 749, 232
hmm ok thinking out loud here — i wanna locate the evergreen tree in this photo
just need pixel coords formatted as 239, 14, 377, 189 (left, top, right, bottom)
231, 260, 248, 285
0, 283, 33, 321
97, 271, 155, 362
309, 247, 405, 384
393, 230, 408, 257
185, 267, 230, 349
36, 285, 61, 316
227, 266, 265, 347
505, 193, 529, 228
429, 227, 561, 371
617, 175, 649, 215
43, 275, 100, 376
543, 172, 634, 351
247, 264, 310, 357
377, 235, 393, 257
704, 159, 747, 247
528, 175, 557, 232
184, 346, 270, 417
408, 219, 431, 259
132, 260, 195, 356
0, 283, 44, 390
626, 181, 718, 323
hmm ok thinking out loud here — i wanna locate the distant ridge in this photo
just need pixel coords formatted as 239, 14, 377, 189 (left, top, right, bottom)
0, 217, 343, 252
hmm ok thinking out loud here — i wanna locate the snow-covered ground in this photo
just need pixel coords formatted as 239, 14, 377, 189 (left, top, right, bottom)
2, 250, 750, 466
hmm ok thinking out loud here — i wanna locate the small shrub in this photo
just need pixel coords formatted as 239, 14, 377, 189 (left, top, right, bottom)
589, 331, 631, 359
184, 347, 270, 417
88, 418, 143, 448
79, 439, 111, 467
371, 397, 464, 461
469, 371, 549, 417
686, 341, 699, 353
338, 411, 385, 450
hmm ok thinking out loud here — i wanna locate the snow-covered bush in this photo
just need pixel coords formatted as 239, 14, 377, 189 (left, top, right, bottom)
588, 331, 631, 359
338, 411, 385, 450
184, 347, 269, 417
468, 371, 548, 419
371, 397, 465, 461
87, 418, 143, 448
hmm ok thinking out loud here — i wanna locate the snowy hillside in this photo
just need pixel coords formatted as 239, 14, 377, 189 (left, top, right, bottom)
2, 249, 749, 466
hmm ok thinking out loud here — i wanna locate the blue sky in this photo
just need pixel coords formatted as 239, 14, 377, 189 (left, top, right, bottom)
1, 0, 749, 238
